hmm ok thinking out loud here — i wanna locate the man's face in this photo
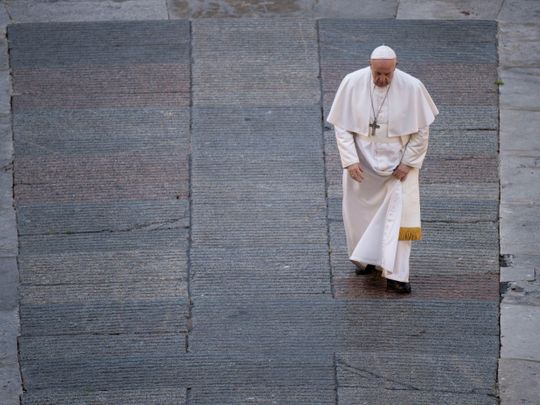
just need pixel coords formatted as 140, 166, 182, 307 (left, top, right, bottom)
369, 59, 397, 87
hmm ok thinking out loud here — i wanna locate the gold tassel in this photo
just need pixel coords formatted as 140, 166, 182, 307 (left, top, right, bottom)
399, 227, 422, 241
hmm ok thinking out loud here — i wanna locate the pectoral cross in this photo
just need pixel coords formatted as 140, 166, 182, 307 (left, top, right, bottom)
369, 120, 380, 136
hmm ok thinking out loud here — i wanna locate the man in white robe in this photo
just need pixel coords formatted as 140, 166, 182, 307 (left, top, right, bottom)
326, 45, 439, 293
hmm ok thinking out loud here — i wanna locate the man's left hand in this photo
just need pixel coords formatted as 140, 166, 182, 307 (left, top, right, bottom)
392, 163, 411, 182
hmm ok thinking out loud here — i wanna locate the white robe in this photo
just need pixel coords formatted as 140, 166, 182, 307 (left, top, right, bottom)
334, 77, 431, 282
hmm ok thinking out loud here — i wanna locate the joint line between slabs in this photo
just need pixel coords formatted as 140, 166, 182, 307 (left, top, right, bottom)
316, 19, 335, 299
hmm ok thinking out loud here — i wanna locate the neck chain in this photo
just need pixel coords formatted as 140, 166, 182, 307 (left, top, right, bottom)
368, 80, 391, 136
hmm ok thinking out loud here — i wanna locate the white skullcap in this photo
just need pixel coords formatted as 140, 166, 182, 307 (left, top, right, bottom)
370, 45, 397, 60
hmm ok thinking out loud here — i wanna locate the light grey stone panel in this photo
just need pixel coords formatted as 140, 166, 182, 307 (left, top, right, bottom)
6, 0, 169, 24
397, 0, 503, 20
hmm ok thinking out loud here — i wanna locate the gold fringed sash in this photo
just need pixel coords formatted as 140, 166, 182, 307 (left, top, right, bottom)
399, 227, 422, 241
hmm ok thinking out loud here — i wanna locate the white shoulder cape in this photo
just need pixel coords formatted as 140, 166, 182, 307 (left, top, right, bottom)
326, 67, 439, 137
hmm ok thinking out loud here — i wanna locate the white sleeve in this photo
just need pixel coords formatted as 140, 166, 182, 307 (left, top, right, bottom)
334, 125, 360, 169
401, 125, 429, 169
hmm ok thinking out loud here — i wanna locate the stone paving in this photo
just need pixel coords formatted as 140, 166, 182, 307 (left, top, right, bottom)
0, 0, 538, 404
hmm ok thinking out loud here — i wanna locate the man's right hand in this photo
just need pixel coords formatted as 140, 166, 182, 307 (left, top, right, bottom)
346, 163, 364, 183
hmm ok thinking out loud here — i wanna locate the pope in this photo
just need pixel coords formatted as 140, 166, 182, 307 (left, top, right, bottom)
326, 45, 439, 293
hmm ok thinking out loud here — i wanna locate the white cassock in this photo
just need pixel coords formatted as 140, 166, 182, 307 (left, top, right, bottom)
327, 67, 438, 283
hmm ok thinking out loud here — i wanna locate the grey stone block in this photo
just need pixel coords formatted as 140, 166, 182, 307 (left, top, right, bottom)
500, 254, 540, 283
13, 108, 190, 156
13, 152, 189, 204
499, 22, 540, 68
192, 19, 320, 106
0, 114, 12, 168
500, 109, 540, 153
22, 388, 186, 405
498, 0, 540, 23
19, 248, 188, 285
319, 19, 498, 64
501, 154, 540, 204
13, 92, 189, 111
6, 0, 169, 24
19, 281, 189, 335
396, 0, 503, 19
339, 386, 496, 405
330, 220, 499, 280
13, 64, 189, 96
0, 4, 10, 34
500, 266, 536, 283
500, 67, 540, 111
498, 358, 540, 405
10, 44, 189, 69
420, 156, 498, 184
334, 299, 499, 354
18, 228, 188, 255
191, 246, 332, 297
17, 200, 189, 235
0, 258, 18, 311
7, 20, 189, 49
19, 333, 187, 391
168, 0, 315, 18
190, 385, 335, 405
314, 0, 398, 18
0, 310, 21, 405
501, 303, 540, 361
0, 168, 13, 209
336, 351, 497, 397
0, 37, 8, 70
0, 70, 11, 114
189, 295, 337, 354
502, 279, 540, 306
0, 207, 17, 257
500, 204, 540, 256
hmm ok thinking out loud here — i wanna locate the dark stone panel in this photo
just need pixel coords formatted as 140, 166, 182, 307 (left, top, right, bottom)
20, 299, 189, 335
18, 228, 188, 256
7, 20, 190, 50
11, 64, 189, 95
336, 351, 497, 401
318, 19, 498, 64
334, 271, 499, 301
189, 295, 338, 354
333, 299, 499, 349
321, 63, 499, 107
19, 334, 188, 390
421, 198, 498, 222
323, 98, 499, 131
338, 387, 496, 405
13, 108, 190, 157
427, 129, 498, 158
190, 246, 332, 297
17, 199, 188, 235
12, 93, 189, 111
189, 295, 498, 356
19, 335, 334, 391
189, 386, 336, 404
10, 45, 189, 68
192, 202, 327, 247
329, 221, 499, 279
23, 388, 187, 405
13, 153, 188, 204
19, 249, 188, 285
192, 19, 320, 106
420, 157, 498, 184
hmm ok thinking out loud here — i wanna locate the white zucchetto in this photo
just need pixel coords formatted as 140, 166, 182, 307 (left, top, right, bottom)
370, 45, 397, 60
